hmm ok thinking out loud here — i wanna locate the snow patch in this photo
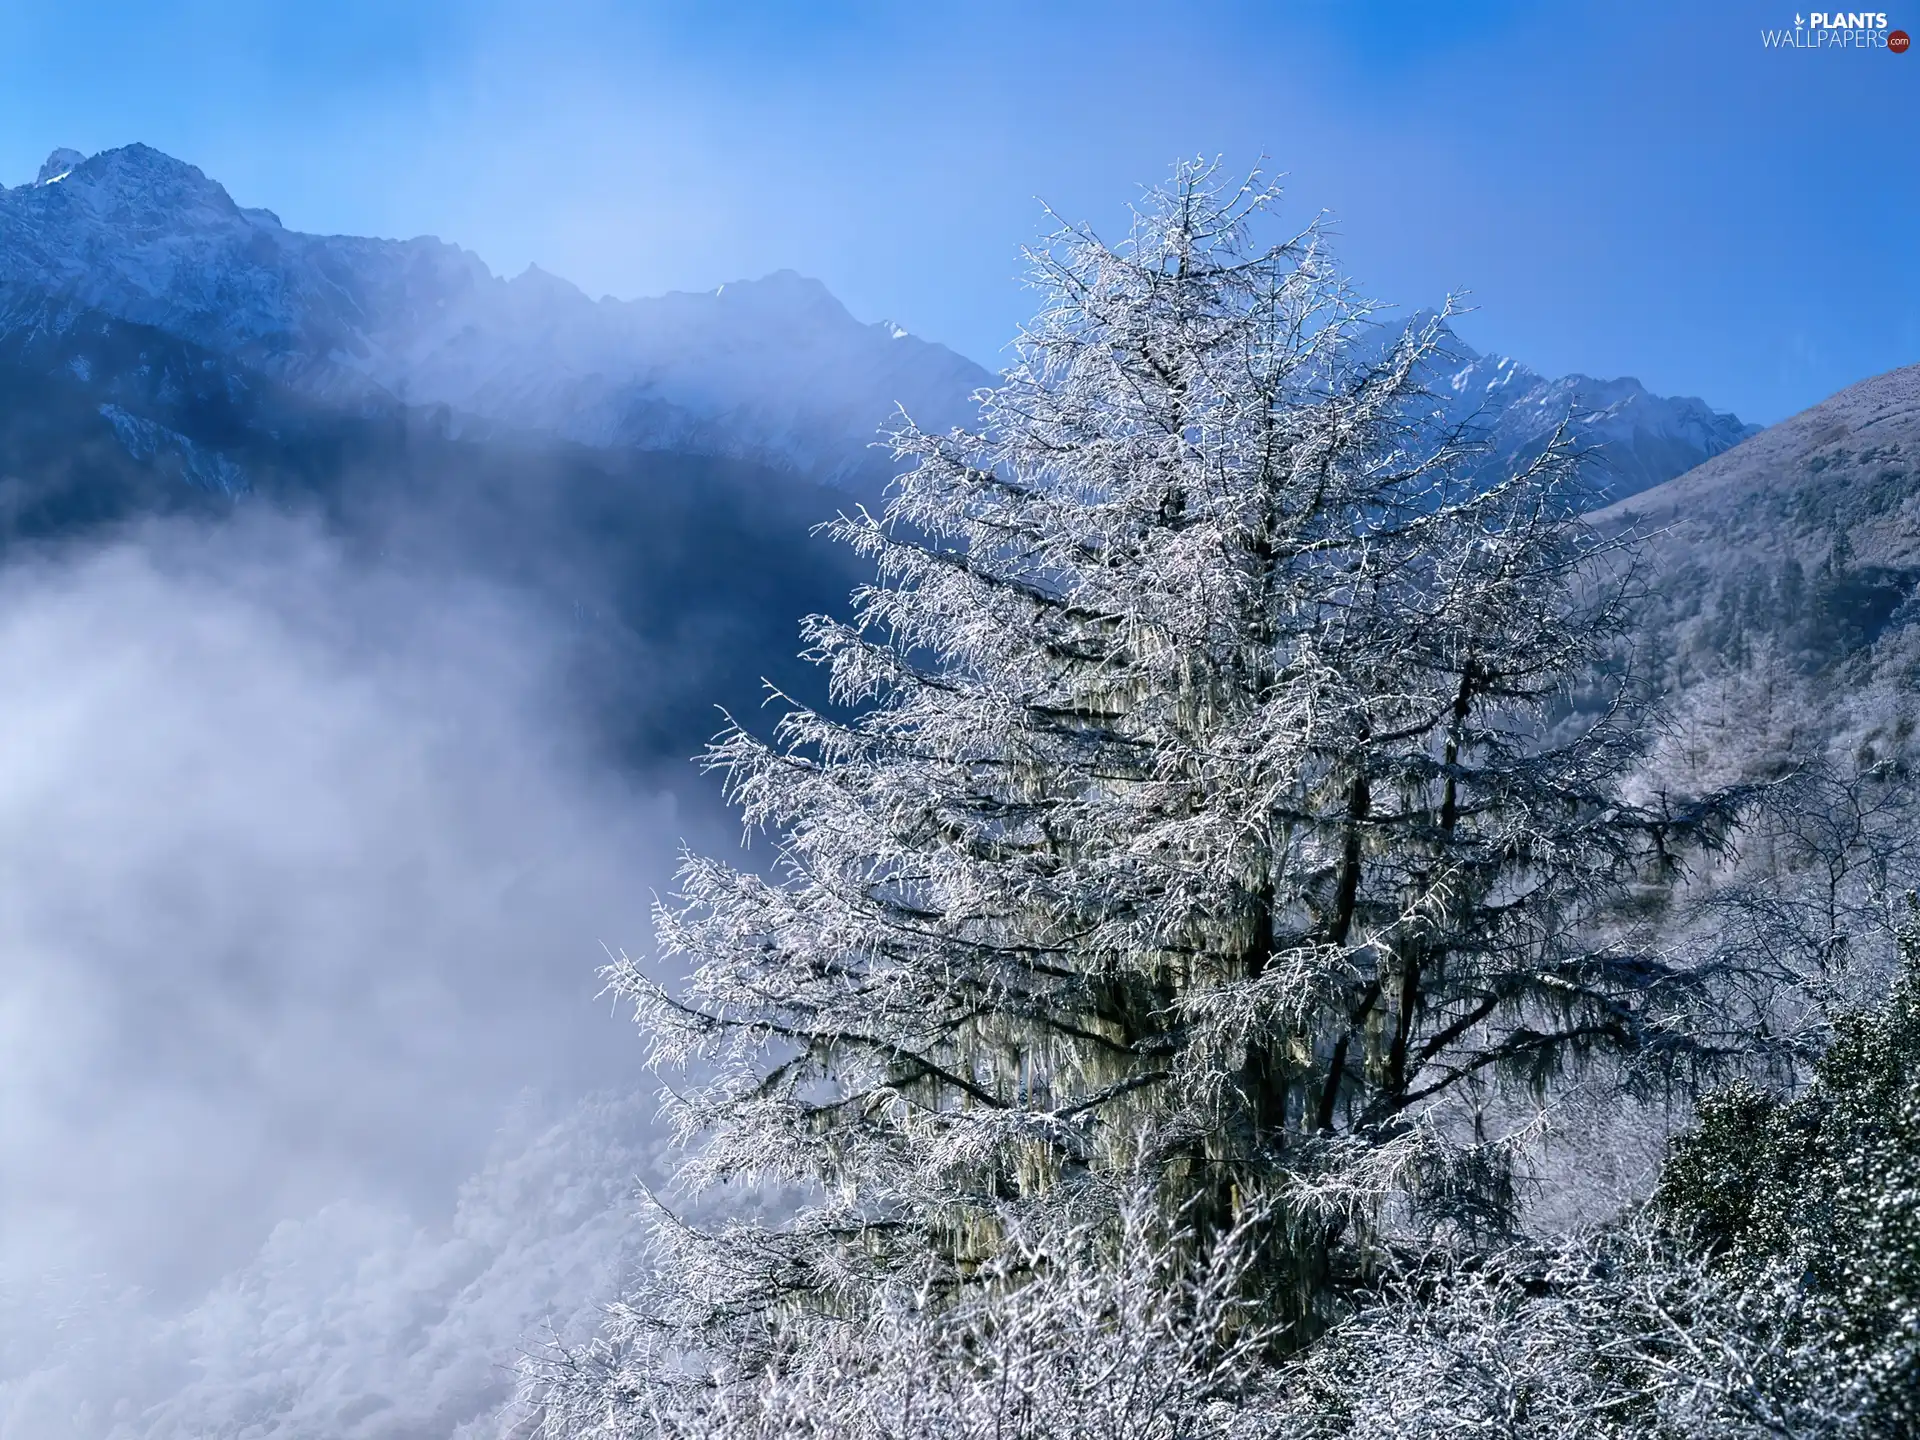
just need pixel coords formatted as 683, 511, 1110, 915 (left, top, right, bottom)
98, 403, 250, 496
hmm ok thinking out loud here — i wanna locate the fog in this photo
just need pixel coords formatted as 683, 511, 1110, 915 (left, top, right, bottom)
0, 512, 711, 1436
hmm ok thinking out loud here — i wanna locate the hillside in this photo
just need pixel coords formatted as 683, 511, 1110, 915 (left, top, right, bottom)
1592, 363, 1920, 783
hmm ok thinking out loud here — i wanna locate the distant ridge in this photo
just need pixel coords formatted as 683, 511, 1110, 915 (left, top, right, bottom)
1595, 361, 1920, 564
0, 143, 1756, 501
0, 144, 990, 487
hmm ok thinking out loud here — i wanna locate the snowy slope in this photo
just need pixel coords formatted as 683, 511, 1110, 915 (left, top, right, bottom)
1586, 363, 1920, 784
1592, 360, 1920, 563
0, 1094, 660, 1440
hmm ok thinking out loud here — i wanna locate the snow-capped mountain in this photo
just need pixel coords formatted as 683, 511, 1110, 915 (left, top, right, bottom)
0, 144, 990, 486
0, 144, 1754, 503
1415, 317, 1760, 503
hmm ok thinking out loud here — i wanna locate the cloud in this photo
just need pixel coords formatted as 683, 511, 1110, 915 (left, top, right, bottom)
0, 511, 694, 1435
0, 1091, 662, 1440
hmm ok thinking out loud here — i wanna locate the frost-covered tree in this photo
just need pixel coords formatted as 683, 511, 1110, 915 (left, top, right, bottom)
1669, 758, 1919, 1070
1652, 896, 1920, 1437
1275, 904, 1920, 1440
528, 1186, 1289, 1440
586, 161, 1741, 1395
1275, 1224, 1865, 1439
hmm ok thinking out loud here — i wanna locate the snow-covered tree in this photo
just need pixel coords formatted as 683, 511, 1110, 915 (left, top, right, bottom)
1651, 895, 1920, 1437
1275, 1224, 1865, 1440
580, 160, 1742, 1403
527, 1184, 1290, 1440
1274, 902, 1920, 1440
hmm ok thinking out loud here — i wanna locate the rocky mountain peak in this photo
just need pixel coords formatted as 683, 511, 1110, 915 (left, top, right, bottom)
30, 143, 240, 218
33, 147, 86, 186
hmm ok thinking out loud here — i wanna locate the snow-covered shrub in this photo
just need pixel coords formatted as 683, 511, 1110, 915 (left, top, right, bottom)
524, 1189, 1286, 1440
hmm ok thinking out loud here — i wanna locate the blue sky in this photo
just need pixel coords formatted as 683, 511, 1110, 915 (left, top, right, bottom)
0, 0, 1912, 424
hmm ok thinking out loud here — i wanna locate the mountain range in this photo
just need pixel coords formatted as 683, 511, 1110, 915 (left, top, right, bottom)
0, 144, 1752, 504
0, 144, 988, 490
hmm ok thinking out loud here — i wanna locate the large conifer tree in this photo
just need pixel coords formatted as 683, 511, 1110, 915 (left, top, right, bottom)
598, 162, 1734, 1377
